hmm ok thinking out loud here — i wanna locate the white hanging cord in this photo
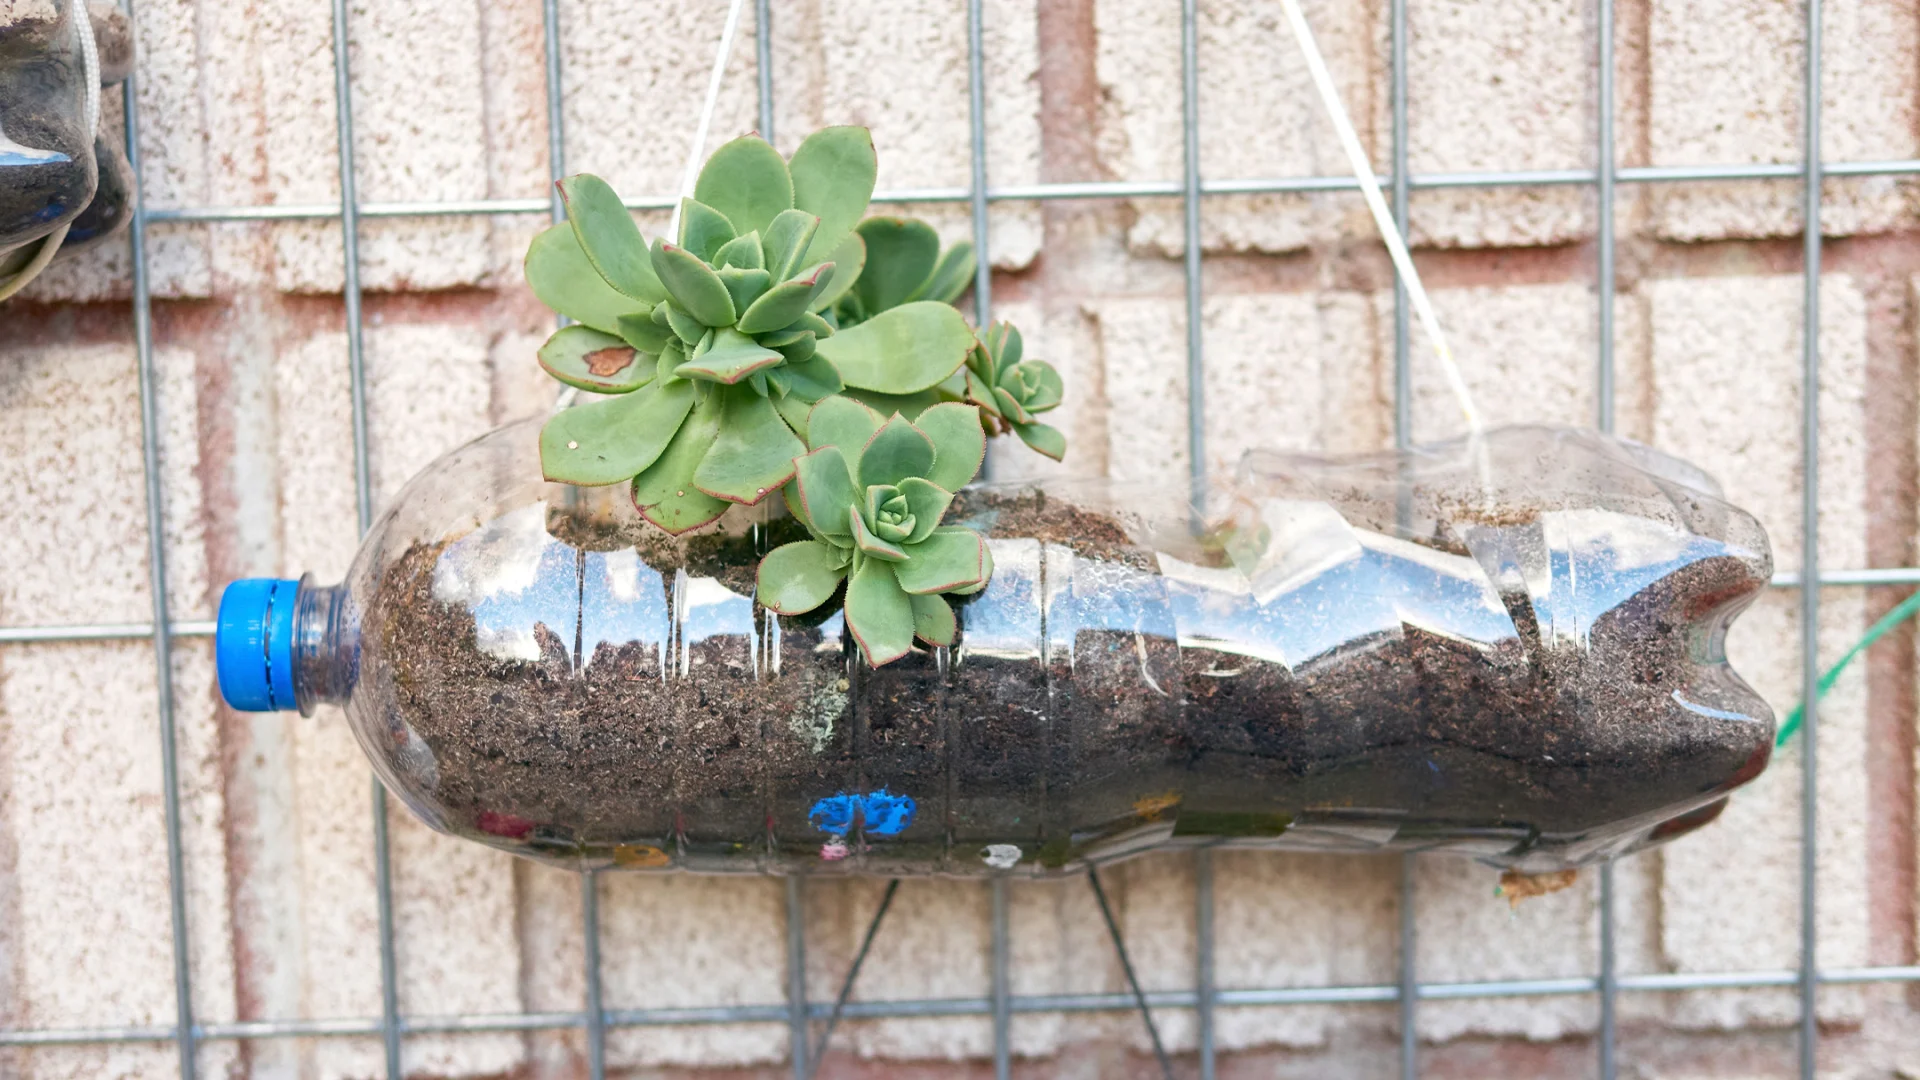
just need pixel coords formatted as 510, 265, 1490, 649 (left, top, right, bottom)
1276, 0, 1484, 439
0, 0, 100, 302
667, 0, 748, 242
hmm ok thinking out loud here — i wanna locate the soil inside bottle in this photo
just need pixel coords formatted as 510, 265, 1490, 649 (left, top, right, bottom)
366, 487, 1770, 873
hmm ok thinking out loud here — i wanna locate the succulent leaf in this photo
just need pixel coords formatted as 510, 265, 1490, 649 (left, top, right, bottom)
844, 558, 914, 667
538, 325, 653, 394
1012, 420, 1067, 461
694, 134, 794, 240
714, 231, 765, 270
557, 175, 666, 302
717, 266, 773, 312
986, 321, 1022, 372
738, 263, 833, 334
677, 197, 737, 264
631, 391, 730, 534
809, 233, 866, 313
849, 511, 908, 562
788, 126, 878, 267
864, 485, 913, 541
651, 242, 737, 326
787, 310, 835, 338
659, 299, 706, 346
909, 592, 956, 646
853, 217, 940, 315
615, 312, 672, 355
806, 396, 885, 457
815, 301, 972, 394
692, 385, 805, 503
772, 392, 814, 437
894, 526, 988, 595
992, 385, 1033, 426
842, 388, 942, 422
895, 477, 952, 544
912, 241, 976, 306
793, 446, 857, 539
673, 326, 783, 384
762, 209, 821, 281
757, 540, 850, 614
912, 402, 988, 492
857, 414, 938, 489
540, 378, 695, 486
783, 353, 846, 401
768, 332, 817, 364
524, 224, 653, 333
1012, 361, 1064, 411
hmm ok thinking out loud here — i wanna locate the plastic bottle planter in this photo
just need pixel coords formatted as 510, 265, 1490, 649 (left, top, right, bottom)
216, 421, 1774, 877
0, 0, 133, 280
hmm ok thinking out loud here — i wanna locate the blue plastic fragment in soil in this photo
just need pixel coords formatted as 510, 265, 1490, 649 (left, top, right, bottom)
808, 789, 917, 838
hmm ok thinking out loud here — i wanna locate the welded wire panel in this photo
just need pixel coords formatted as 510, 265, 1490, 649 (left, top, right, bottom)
0, 0, 1905, 1076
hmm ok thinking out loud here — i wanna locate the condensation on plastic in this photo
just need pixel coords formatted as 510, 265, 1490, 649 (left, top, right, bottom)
287, 419, 1773, 876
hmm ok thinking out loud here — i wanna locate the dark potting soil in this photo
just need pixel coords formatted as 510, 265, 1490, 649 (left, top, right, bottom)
367, 488, 1772, 874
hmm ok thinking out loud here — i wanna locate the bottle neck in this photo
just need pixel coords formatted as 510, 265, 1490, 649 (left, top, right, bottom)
290, 579, 359, 715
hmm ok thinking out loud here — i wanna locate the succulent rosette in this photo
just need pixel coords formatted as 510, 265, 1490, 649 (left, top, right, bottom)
957, 321, 1066, 460
757, 397, 992, 666
526, 127, 977, 533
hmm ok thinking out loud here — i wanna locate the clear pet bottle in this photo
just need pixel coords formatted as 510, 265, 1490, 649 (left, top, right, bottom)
217, 419, 1775, 875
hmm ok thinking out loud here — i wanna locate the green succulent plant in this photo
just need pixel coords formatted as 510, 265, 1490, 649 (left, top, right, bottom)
758, 397, 993, 667
526, 127, 978, 533
822, 216, 1068, 462
830, 216, 976, 328
956, 321, 1066, 461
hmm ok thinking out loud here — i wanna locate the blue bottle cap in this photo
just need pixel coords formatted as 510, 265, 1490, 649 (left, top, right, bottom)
216, 578, 300, 712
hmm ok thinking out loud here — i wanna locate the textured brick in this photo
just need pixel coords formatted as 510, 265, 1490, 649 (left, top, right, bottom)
599, 876, 788, 1068
1094, 0, 1378, 257
1632, 275, 1871, 1028
0, 341, 238, 1078
1403, 280, 1634, 442
1648, 0, 1920, 240
764, 0, 1040, 270
1402, 0, 1595, 249
1210, 853, 1398, 1052
1092, 291, 1383, 495
262, 0, 497, 293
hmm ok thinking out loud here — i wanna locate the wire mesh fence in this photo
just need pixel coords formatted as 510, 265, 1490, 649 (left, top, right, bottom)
4, 0, 1920, 1077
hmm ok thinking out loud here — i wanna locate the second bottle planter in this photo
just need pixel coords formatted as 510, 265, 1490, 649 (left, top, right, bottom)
218, 420, 1773, 876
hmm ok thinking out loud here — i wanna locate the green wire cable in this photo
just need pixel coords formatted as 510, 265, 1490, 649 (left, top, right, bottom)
1775, 587, 1920, 748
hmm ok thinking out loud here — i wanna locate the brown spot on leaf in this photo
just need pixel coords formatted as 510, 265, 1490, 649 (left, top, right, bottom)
584, 346, 637, 377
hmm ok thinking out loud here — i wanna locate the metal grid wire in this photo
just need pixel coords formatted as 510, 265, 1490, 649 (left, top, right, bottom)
6, 0, 1920, 1076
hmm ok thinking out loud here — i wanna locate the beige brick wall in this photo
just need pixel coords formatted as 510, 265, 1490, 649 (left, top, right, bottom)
3, 0, 1919, 1076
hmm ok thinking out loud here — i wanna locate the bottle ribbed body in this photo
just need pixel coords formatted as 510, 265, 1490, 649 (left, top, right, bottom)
289, 418, 1775, 876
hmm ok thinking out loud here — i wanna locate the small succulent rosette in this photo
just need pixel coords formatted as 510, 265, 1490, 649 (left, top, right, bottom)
757, 397, 993, 666
956, 321, 1066, 460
